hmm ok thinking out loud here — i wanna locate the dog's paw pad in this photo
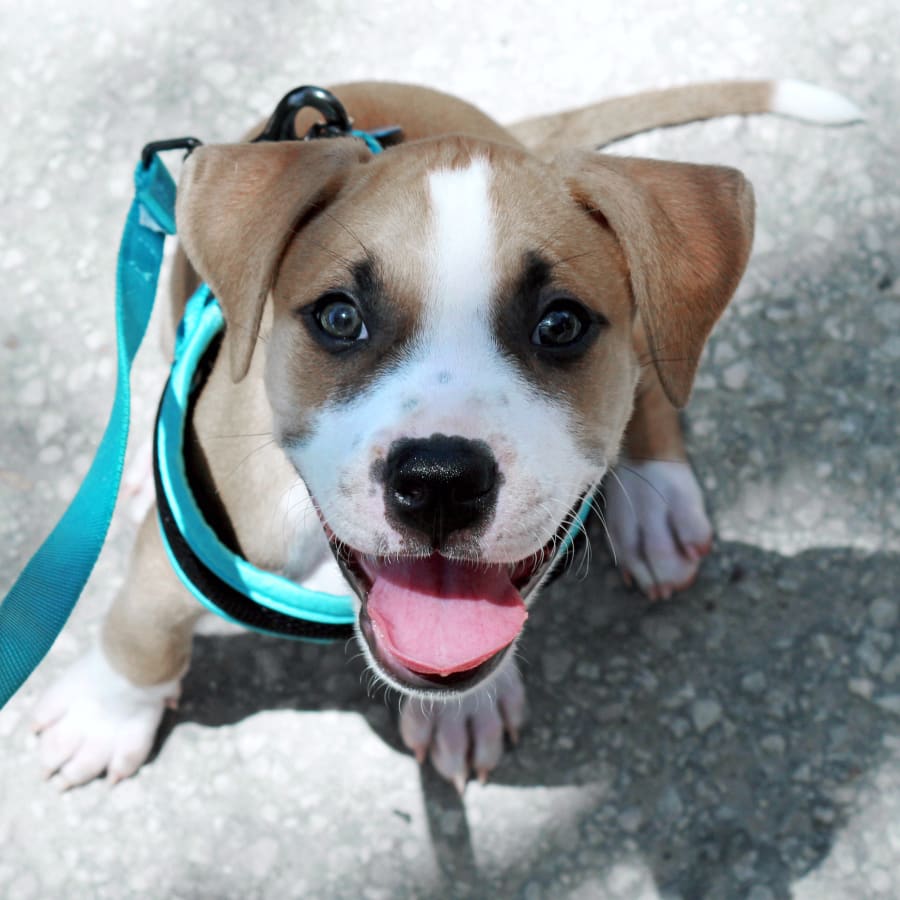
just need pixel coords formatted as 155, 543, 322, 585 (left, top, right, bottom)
33, 646, 178, 789
604, 459, 712, 600
399, 661, 525, 792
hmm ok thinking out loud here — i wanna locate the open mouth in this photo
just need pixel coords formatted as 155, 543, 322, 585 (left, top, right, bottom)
323, 501, 585, 694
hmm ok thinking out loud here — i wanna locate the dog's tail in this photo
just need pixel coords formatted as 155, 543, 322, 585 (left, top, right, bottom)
507, 79, 863, 156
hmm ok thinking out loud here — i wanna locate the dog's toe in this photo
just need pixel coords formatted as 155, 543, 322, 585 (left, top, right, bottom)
430, 712, 471, 793
107, 722, 160, 785
32, 645, 178, 789
605, 459, 712, 600
496, 662, 526, 743
399, 659, 526, 791
470, 705, 504, 783
39, 714, 84, 780
398, 702, 433, 764
58, 738, 114, 790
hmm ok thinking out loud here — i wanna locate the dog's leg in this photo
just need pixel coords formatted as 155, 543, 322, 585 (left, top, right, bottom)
399, 657, 526, 793
605, 322, 713, 600
32, 507, 201, 788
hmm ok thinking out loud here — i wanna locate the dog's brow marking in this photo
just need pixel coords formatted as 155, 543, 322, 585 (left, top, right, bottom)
425, 159, 495, 333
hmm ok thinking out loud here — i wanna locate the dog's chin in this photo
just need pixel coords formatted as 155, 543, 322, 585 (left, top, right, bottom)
320, 505, 583, 696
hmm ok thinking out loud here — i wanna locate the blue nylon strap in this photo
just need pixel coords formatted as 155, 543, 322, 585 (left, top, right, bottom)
155, 286, 354, 627
350, 129, 384, 154
0, 157, 175, 707
559, 492, 593, 557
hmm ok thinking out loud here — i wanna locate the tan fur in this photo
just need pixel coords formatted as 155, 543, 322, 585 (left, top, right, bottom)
104, 81, 755, 687
558, 152, 754, 407
509, 80, 773, 156
624, 321, 687, 462
176, 139, 373, 381
486, 149, 638, 461
102, 510, 202, 686
268, 140, 454, 431
294, 82, 519, 146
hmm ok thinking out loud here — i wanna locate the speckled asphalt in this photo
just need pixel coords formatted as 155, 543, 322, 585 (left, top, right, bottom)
1, 1, 897, 897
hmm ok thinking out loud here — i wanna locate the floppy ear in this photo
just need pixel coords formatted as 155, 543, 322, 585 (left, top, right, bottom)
176, 139, 372, 381
556, 151, 755, 407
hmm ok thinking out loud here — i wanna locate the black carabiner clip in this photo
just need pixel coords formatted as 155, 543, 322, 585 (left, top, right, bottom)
252, 85, 353, 143
140, 136, 203, 170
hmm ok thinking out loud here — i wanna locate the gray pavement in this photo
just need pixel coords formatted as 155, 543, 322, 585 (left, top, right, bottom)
1, 1, 897, 897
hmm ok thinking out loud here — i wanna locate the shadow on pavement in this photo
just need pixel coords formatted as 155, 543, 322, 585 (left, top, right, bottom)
160, 532, 899, 898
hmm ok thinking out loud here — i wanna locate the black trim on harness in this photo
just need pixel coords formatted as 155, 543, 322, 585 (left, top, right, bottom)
152, 338, 354, 642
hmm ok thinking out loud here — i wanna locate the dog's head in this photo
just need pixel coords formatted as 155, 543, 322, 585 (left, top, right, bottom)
176, 135, 753, 695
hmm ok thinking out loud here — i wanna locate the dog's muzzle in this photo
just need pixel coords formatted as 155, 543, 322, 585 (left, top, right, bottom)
325, 486, 593, 695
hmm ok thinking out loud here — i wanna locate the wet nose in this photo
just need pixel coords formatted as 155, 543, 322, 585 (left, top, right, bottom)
382, 434, 498, 547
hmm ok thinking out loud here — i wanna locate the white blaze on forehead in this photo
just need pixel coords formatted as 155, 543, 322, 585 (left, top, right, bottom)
425, 159, 495, 334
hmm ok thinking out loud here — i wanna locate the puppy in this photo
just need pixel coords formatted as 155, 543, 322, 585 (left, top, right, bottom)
32, 80, 858, 791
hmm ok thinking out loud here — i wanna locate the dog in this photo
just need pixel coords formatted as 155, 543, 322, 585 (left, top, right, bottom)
31, 79, 859, 792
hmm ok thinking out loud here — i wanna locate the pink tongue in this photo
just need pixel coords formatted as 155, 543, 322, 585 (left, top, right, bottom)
364, 555, 527, 677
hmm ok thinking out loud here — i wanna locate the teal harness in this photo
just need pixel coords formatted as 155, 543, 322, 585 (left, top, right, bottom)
155, 283, 354, 640
0, 87, 591, 707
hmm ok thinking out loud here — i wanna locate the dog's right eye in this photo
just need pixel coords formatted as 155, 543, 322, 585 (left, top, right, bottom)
312, 293, 369, 343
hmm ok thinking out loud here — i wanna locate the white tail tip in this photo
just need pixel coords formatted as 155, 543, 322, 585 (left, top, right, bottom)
770, 79, 864, 124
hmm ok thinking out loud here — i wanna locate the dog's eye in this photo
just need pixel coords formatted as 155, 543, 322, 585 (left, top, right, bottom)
531, 300, 593, 348
315, 294, 369, 342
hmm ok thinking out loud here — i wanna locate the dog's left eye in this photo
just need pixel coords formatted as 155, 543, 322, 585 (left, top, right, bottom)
314, 293, 369, 342
531, 299, 594, 348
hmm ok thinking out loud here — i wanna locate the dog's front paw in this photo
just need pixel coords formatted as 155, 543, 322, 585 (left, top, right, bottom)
604, 459, 713, 600
399, 659, 526, 793
32, 646, 179, 789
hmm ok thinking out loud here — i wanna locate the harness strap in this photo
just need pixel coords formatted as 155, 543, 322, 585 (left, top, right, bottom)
153, 285, 354, 639
0, 157, 175, 706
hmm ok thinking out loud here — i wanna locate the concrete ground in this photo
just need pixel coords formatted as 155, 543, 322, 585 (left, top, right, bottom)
1, 1, 897, 897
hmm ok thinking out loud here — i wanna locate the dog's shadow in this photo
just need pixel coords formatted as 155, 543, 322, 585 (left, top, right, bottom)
160, 534, 899, 898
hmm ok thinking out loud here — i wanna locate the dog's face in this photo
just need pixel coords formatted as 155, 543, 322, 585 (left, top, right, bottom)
266, 141, 638, 692
177, 134, 753, 697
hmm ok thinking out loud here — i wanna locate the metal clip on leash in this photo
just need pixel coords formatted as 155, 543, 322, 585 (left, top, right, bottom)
253, 84, 403, 147
141, 86, 402, 167
254, 85, 353, 141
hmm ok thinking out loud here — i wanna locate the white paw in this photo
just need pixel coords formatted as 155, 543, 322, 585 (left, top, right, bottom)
399, 659, 526, 793
604, 459, 713, 601
32, 646, 180, 789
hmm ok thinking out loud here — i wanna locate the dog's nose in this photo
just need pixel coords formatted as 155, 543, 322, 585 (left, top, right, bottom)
383, 435, 498, 546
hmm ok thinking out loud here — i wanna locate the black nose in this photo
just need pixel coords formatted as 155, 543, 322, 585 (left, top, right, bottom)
382, 435, 499, 547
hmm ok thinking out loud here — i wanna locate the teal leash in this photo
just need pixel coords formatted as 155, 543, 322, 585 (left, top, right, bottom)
0, 116, 384, 707
0, 98, 390, 706
0, 156, 176, 707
